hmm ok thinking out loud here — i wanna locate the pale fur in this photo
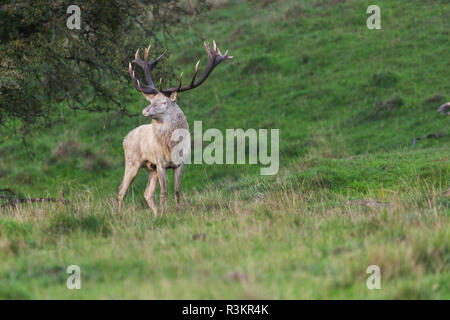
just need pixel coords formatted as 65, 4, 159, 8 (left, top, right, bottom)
118, 92, 189, 214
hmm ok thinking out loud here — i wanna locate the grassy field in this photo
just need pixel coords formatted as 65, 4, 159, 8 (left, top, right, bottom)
0, 0, 449, 299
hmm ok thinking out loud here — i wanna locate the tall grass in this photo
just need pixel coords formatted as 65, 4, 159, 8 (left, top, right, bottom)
0, 167, 448, 299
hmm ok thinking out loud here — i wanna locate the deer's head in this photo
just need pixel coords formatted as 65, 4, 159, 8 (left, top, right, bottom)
128, 40, 233, 120
141, 92, 177, 120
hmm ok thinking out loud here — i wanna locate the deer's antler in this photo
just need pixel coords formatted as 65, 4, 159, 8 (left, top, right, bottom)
128, 44, 166, 95
161, 40, 233, 95
129, 41, 232, 96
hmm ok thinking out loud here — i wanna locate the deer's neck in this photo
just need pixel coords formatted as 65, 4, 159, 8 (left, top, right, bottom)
152, 105, 188, 150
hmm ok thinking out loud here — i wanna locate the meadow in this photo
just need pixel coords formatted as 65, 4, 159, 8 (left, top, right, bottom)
0, 0, 449, 299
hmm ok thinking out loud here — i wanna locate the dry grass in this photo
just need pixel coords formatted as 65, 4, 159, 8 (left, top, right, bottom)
0, 173, 448, 299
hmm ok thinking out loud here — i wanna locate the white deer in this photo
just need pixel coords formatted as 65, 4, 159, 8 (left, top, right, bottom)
118, 41, 233, 214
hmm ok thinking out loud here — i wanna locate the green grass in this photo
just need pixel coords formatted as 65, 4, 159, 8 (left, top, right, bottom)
0, 0, 449, 299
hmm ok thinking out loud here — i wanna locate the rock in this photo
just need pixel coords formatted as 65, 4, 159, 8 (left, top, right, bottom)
225, 272, 248, 282
193, 233, 207, 241
437, 102, 450, 115
346, 200, 393, 209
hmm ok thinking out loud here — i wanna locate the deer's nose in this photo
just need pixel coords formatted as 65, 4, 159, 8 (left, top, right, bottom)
142, 107, 152, 117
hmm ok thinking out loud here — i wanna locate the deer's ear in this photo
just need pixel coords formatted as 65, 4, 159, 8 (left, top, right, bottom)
141, 92, 156, 102
169, 91, 178, 102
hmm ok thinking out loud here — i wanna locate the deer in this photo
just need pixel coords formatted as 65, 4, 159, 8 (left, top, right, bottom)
118, 40, 233, 214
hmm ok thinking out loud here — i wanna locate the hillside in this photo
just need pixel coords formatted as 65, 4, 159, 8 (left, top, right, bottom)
0, 0, 449, 299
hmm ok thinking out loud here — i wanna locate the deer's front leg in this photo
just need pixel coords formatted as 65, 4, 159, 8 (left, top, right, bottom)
174, 164, 183, 207
157, 165, 167, 214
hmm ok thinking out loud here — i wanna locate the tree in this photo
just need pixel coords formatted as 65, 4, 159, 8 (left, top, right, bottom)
0, 0, 207, 136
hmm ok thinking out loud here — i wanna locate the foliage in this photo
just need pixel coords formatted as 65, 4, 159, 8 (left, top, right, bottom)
0, 0, 207, 134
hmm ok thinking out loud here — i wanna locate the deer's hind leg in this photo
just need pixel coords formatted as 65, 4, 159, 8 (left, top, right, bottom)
157, 165, 168, 214
118, 161, 140, 212
144, 170, 159, 215
174, 164, 184, 207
